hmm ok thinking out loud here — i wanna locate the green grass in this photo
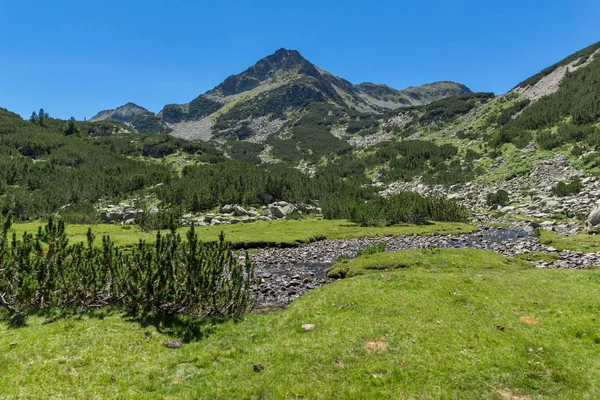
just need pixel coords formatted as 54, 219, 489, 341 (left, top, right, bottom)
3, 248, 600, 398
537, 229, 600, 253
9, 219, 476, 248
327, 247, 530, 278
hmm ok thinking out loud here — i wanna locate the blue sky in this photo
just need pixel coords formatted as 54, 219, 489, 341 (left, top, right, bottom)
1, 0, 599, 120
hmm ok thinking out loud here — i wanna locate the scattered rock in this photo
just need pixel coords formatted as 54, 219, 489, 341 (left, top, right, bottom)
163, 341, 183, 349
302, 324, 316, 331
251, 227, 600, 309
586, 205, 600, 228
221, 204, 235, 214
123, 211, 137, 221
268, 206, 286, 219
233, 205, 247, 216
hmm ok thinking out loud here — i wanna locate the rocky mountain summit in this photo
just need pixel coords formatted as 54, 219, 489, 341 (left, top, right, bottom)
90, 102, 150, 123
91, 48, 471, 142
355, 81, 471, 109
90, 102, 172, 134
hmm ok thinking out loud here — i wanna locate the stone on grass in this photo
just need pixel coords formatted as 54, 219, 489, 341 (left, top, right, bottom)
221, 204, 235, 214
233, 205, 247, 216
586, 206, 600, 228
269, 206, 286, 219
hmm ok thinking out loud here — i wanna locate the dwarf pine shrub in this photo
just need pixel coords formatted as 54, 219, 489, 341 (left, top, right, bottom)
552, 178, 583, 197
0, 216, 255, 318
486, 190, 510, 208
348, 192, 470, 227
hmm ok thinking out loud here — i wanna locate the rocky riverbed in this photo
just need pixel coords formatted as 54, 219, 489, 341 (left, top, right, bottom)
250, 226, 600, 308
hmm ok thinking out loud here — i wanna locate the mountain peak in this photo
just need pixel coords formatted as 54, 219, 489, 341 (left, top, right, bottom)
89, 102, 150, 123
355, 81, 472, 109
272, 47, 301, 57
122, 102, 145, 109
210, 48, 319, 96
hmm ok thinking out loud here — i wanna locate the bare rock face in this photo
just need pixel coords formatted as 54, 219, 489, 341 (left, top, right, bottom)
512, 48, 600, 103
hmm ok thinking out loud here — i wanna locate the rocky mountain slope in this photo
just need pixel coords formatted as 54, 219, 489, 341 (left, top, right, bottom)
90, 102, 150, 123
352, 40, 600, 227
4, 40, 600, 232
355, 81, 471, 109
86, 41, 600, 228
90, 102, 172, 134
92, 49, 470, 142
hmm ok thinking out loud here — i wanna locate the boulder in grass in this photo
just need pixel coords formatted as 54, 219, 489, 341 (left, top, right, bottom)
269, 206, 286, 219
221, 204, 235, 214
123, 211, 137, 221
586, 205, 600, 229
233, 205, 247, 216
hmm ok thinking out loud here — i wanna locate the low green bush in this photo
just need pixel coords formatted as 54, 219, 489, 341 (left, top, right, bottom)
486, 189, 510, 208
552, 178, 583, 197
356, 242, 387, 257
347, 193, 470, 227
0, 216, 255, 318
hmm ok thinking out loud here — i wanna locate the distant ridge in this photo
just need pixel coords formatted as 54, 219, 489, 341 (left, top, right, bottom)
90, 48, 471, 139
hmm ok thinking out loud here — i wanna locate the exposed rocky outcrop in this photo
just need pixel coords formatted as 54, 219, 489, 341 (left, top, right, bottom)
512, 46, 600, 103
90, 102, 150, 123
180, 202, 321, 227
97, 200, 320, 226
99, 203, 144, 224
381, 155, 596, 230
91, 49, 471, 141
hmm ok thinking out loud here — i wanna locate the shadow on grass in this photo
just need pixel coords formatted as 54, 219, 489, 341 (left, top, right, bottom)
1, 312, 28, 328
1, 307, 117, 329
0, 307, 227, 343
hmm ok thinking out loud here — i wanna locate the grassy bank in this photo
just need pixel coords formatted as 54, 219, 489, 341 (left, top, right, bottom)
326, 247, 530, 278
2, 249, 600, 398
9, 219, 476, 248
537, 229, 600, 253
